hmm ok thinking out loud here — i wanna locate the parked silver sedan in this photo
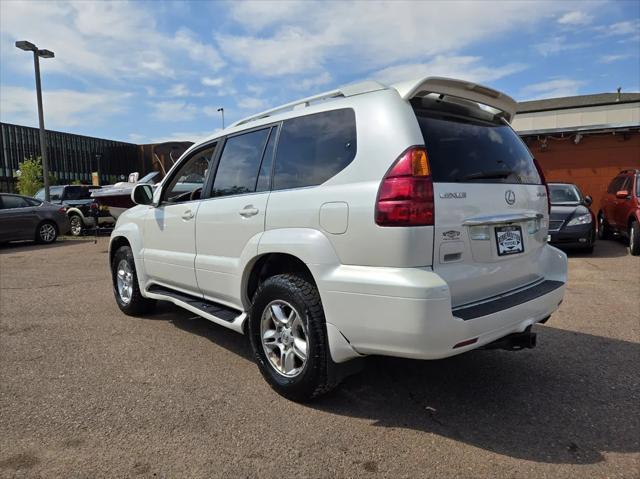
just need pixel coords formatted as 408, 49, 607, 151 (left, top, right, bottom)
0, 193, 70, 244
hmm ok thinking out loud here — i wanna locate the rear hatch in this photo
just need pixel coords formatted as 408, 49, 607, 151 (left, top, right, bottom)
412, 96, 548, 307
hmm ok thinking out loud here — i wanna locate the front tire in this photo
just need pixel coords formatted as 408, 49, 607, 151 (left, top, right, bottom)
249, 274, 338, 402
36, 221, 58, 244
111, 246, 156, 315
598, 212, 612, 240
629, 220, 640, 256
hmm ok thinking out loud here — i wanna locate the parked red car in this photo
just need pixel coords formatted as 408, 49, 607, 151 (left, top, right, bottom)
598, 169, 640, 255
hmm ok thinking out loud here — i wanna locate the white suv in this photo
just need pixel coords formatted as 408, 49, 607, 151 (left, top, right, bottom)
109, 77, 567, 401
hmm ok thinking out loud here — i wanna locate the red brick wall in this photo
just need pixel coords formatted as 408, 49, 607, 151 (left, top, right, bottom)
525, 132, 640, 215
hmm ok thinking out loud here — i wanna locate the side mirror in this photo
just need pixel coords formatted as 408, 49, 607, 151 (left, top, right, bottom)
131, 184, 154, 206
584, 195, 592, 206
616, 190, 630, 199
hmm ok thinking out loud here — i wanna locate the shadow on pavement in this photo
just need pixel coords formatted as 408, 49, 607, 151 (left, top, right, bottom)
561, 238, 629, 258
0, 239, 95, 254
143, 304, 640, 465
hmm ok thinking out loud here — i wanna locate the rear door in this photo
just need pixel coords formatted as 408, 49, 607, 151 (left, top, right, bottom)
0, 195, 39, 241
413, 103, 548, 307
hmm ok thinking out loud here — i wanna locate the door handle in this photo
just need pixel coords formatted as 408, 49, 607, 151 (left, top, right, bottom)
182, 209, 194, 220
239, 205, 259, 218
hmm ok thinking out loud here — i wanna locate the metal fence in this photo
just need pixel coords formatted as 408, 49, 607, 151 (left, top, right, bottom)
0, 122, 141, 193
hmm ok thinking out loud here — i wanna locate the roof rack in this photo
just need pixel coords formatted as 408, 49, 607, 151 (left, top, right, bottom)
619, 169, 640, 174
230, 80, 385, 128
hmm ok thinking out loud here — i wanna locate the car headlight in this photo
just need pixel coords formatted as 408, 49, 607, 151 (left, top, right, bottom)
567, 213, 592, 226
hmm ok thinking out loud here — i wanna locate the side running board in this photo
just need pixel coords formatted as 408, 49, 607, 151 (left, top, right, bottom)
146, 284, 246, 333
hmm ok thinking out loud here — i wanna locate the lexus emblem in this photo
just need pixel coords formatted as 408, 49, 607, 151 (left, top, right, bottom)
505, 190, 516, 205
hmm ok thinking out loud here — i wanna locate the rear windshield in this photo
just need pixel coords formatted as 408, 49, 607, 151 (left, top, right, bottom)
414, 111, 541, 185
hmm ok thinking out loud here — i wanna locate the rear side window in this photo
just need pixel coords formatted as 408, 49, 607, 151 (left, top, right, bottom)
212, 128, 270, 197
64, 186, 93, 200
1, 195, 28, 209
273, 109, 357, 190
415, 112, 541, 184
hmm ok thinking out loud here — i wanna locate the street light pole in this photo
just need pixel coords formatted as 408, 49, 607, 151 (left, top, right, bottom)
217, 107, 225, 129
16, 41, 54, 202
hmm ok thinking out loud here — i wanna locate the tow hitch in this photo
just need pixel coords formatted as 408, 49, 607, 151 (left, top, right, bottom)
481, 326, 537, 351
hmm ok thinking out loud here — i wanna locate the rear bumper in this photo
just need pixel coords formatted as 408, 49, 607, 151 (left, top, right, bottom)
313, 245, 567, 362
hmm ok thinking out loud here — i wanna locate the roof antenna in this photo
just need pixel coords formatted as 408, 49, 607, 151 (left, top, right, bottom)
616, 87, 622, 101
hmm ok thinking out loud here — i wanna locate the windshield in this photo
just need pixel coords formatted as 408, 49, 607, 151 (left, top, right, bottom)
549, 184, 581, 204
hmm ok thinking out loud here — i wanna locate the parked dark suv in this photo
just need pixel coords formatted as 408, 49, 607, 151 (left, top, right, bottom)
35, 185, 115, 236
598, 169, 640, 256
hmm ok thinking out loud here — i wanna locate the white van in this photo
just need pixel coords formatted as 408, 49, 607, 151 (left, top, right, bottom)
109, 77, 567, 401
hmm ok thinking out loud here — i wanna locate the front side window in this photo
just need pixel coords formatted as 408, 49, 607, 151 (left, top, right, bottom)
212, 128, 270, 197
607, 176, 625, 194
164, 146, 215, 203
273, 109, 357, 191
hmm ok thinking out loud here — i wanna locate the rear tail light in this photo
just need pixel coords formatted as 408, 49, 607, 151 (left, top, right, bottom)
375, 146, 434, 226
58, 207, 66, 214
533, 158, 550, 214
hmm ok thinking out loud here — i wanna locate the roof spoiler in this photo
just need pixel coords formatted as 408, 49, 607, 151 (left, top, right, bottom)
391, 77, 518, 122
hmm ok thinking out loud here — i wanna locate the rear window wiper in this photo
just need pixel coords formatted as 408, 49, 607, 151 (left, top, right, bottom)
459, 170, 516, 181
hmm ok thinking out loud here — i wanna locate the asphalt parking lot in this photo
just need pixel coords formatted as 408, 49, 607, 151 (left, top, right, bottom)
1, 238, 638, 478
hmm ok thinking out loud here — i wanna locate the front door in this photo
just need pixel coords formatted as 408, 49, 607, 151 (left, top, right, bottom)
0, 195, 40, 242
142, 145, 216, 295
195, 126, 276, 308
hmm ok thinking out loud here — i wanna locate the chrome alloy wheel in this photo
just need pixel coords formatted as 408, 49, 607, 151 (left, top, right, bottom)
116, 259, 134, 305
70, 215, 82, 236
39, 223, 56, 242
260, 300, 308, 377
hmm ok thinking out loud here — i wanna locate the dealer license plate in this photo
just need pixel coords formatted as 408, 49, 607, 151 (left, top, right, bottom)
495, 225, 524, 256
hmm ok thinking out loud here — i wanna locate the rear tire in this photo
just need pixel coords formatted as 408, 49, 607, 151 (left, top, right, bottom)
597, 212, 612, 240
249, 274, 338, 402
629, 220, 640, 256
69, 214, 83, 236
36, 221, 58, 244
111, 246, 156, 315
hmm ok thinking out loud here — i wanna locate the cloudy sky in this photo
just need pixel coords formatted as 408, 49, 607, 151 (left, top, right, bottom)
1, 0, 638, 144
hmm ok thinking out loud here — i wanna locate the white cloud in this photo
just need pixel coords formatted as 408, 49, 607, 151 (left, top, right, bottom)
151, 101, 198, 122
558, 11, 593, 26
599, 54, 632, 63
0, 1, 224, 81
146, 130, 220, 144
0, 85, 131, 128
373, 56, 527, 85
290, 72, 333, 91
599, 20, 640, 36
520, 79, 586, 100
534, 36, 589, 56
223, 0, 588, 78
202, 77, 224, 87
237, 97, 268, 110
